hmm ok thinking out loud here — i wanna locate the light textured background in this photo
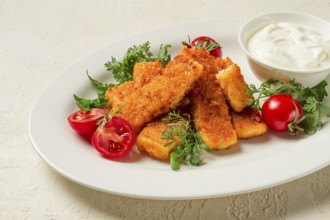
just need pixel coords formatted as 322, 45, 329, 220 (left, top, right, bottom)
1, 0, 330, 219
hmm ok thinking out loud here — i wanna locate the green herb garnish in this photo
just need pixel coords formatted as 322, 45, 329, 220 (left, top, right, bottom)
74, 72, 114, 111
74, 42, 171, 111
161, 111, 211, 171
194, 39, 220, 52
246, 79, 330, 135
105, 42, 171, 84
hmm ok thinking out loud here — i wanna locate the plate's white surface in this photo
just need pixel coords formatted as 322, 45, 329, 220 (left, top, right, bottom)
28, 18, 330, 200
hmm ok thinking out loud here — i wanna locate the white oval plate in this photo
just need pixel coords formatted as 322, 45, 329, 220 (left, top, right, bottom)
28, 18, 330, 200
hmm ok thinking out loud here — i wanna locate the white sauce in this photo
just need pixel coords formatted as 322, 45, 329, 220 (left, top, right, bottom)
247, 22, 330, 70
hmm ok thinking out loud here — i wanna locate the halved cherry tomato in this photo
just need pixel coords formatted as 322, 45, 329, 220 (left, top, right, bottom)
262, 94, 304, 133
190, 36, 222, 58
67, 108, 106, 136
92, 116, 135, 159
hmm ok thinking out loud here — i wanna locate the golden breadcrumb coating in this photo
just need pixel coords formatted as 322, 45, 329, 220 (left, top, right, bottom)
179, 47, 237, 149
105, 61, 164, 109
231, 107, 268, 139
136, 120, 175, 160
216, 63, 253, 112
111, 55, 203, 133
106, 81, 134, 110
133, 60, 164, 86
191, 94, 238, 149
215, 57, 234, 70
106, 47, 267, 161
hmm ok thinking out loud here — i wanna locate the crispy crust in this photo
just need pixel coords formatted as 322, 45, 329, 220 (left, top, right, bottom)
216, 63, 253, 112
136, 120, 175, 160
106, 47, 268, 159
231, 107, 268, 139
105, 61, 164, 109
111, 55, 203, 133
179, 47, 237, 149
133, 60, 164, 86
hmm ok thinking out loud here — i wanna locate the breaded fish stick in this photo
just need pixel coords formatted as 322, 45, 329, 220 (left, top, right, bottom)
133, 60, 164, 86
179, 47, 237, 149
106, 81, 134, 109
105, 61, 164, 109
216, 63, 253, 112
111, 55, 203, 133
231, 107, 268, 139
191, 92, 238, 149
136, 120, 175, 160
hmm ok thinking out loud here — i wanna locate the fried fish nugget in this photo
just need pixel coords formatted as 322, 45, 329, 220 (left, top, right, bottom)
112, 55, 203, 133
136, 120, 175, 160
231, 107, 268, 139
216, 63, 253, 112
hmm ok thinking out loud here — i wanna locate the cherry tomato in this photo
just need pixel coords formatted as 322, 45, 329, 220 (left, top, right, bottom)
262, 94, 303, 132
92, 116, 135, 159
68, 108, 106, 136
190, 36, 222, 58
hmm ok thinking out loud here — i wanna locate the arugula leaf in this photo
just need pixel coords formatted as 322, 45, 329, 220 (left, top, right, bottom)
161, 111, 211, 171
104, 42, 171, 84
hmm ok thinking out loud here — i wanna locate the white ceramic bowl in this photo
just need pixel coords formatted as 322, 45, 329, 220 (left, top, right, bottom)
238, 11, 330, 87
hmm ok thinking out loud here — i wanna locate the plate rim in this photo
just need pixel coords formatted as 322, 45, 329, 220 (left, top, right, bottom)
28, 17, 330, 200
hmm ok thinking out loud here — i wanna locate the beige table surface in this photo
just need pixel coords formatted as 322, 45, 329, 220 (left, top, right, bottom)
1, 0, 330, 219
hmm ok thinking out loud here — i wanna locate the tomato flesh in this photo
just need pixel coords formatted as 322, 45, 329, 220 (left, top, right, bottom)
190, 36, 222, 58
92, 116, 135, 159
68, 108, 106, 136
262, 94, 303, 132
